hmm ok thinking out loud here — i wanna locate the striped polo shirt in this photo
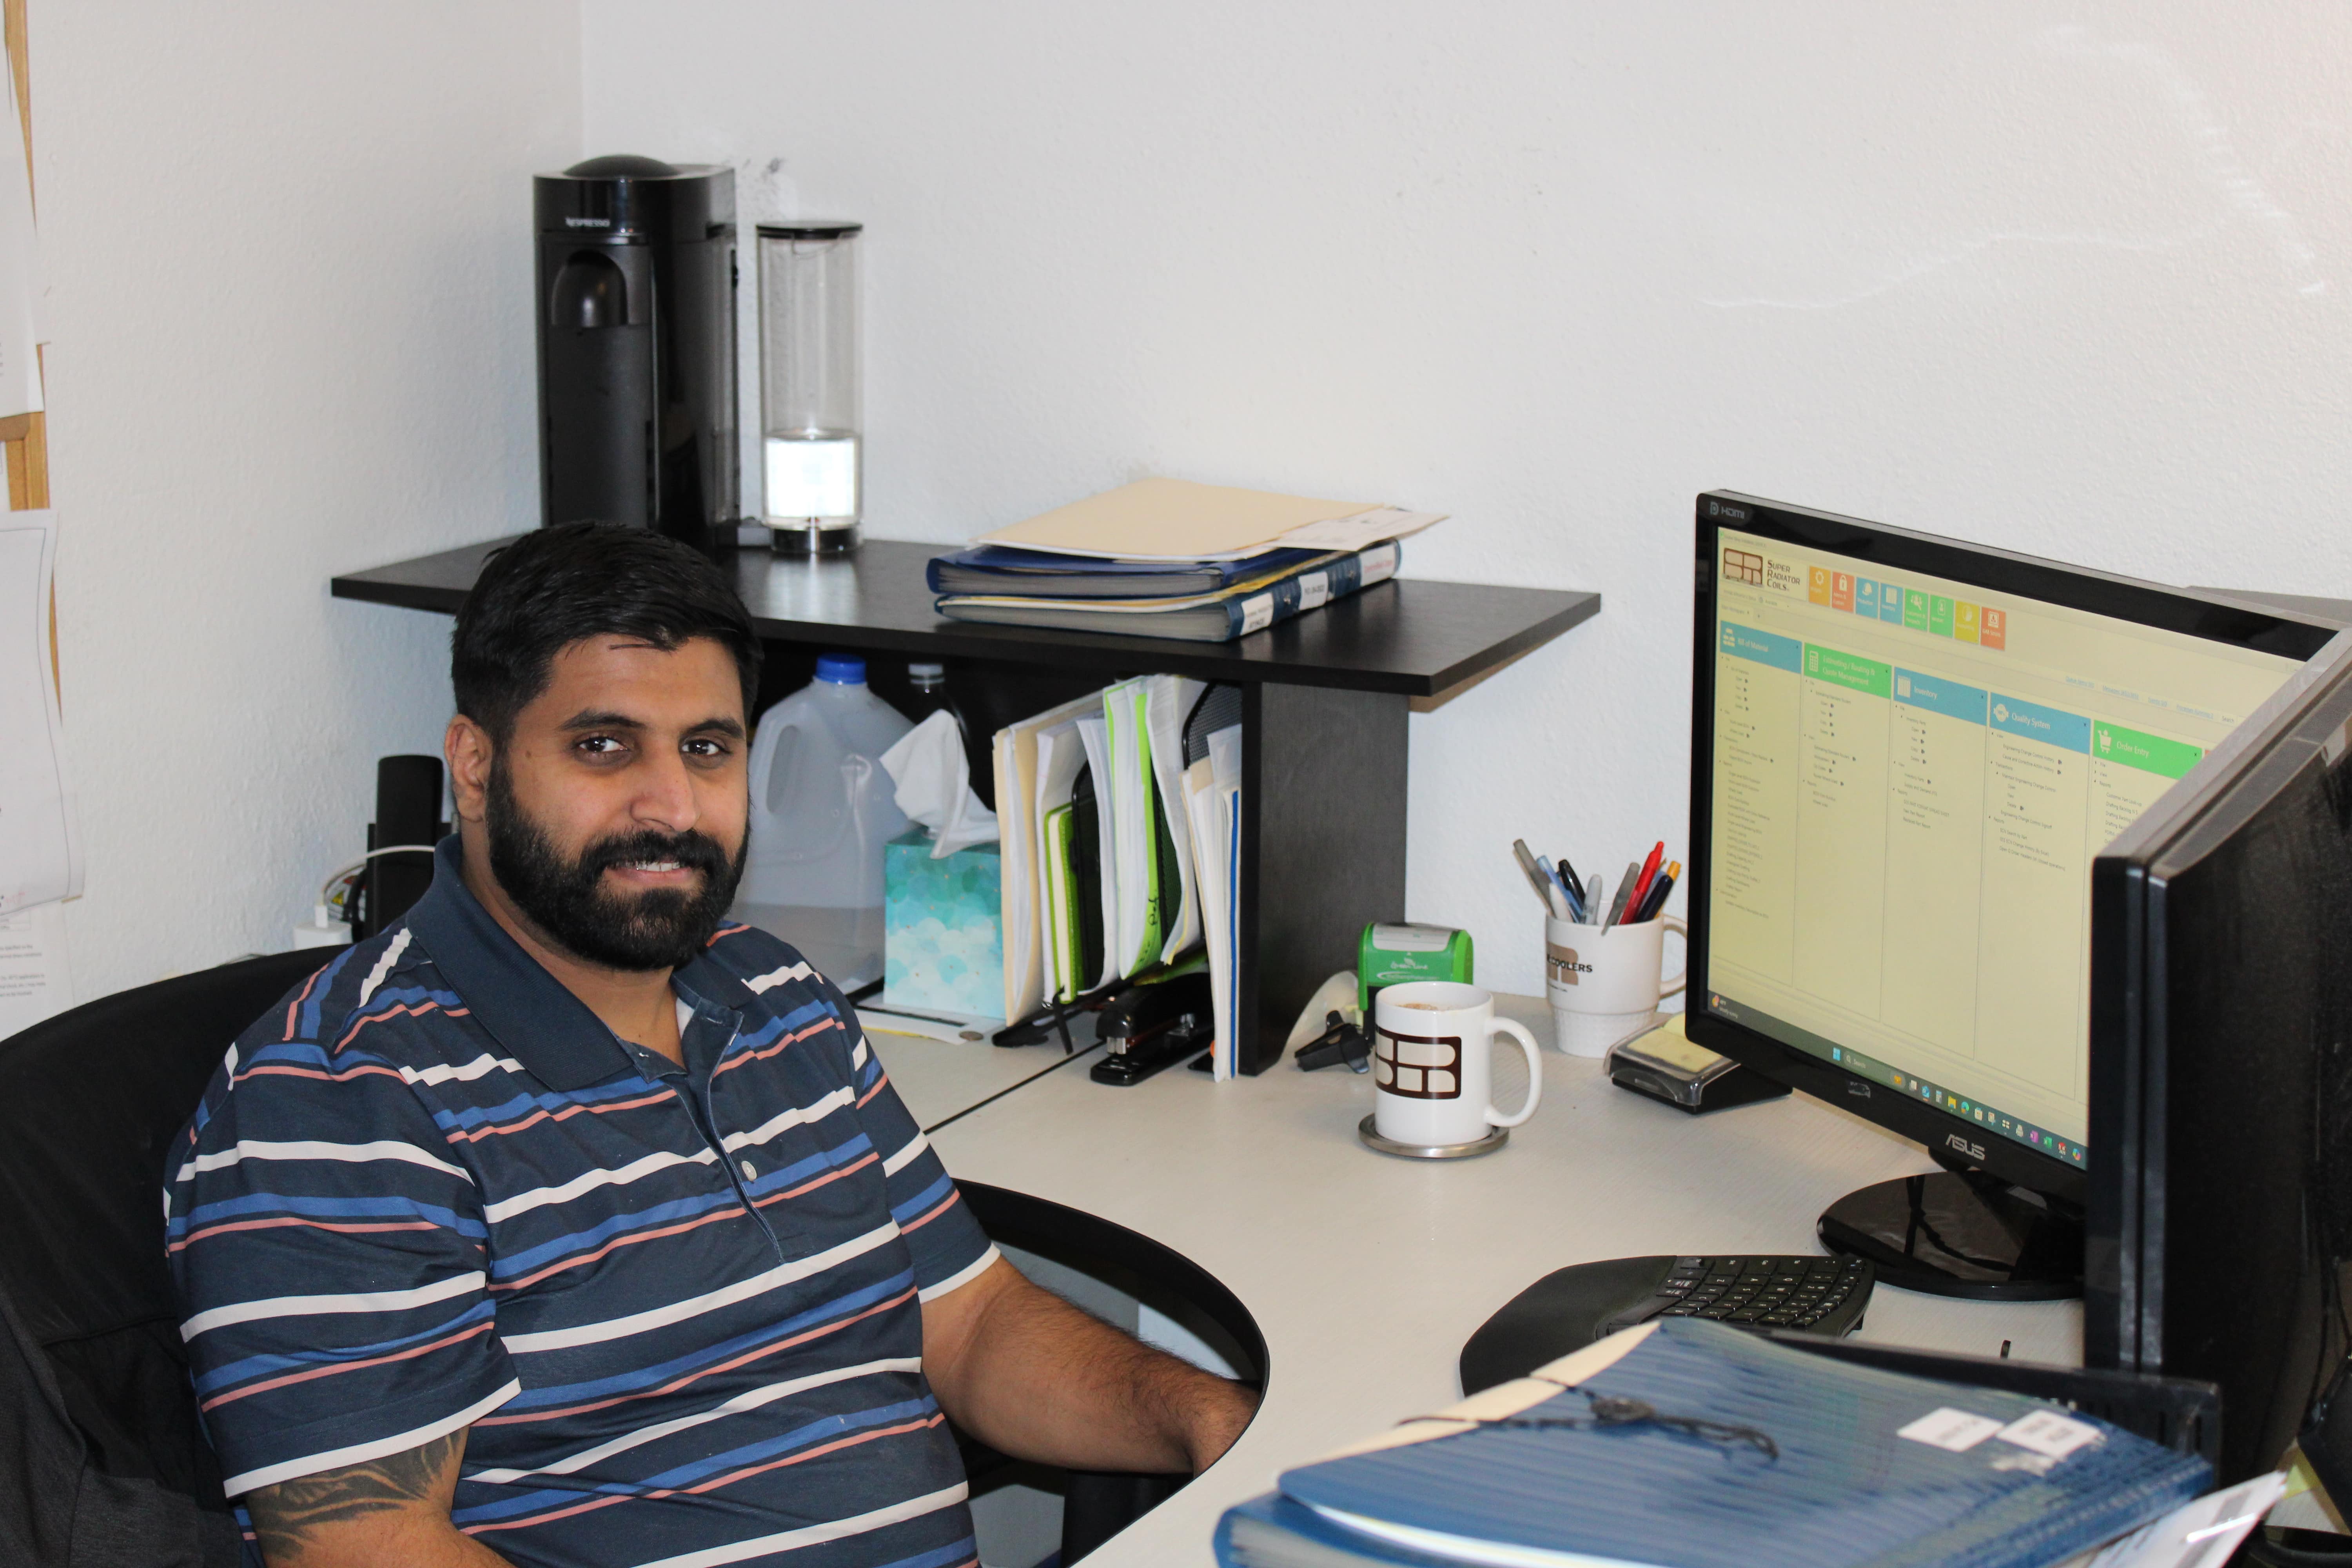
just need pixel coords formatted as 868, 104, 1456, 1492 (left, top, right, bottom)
166, 840, 995, 1568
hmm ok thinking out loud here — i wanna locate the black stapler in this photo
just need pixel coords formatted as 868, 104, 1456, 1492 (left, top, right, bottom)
1089, 972, 1215, 1085
1292, 1011, 1372, 1073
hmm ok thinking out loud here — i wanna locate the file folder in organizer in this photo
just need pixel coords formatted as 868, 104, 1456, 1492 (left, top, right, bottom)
1073, 716, 1121, 990
993, 690, 1108, 1019
1142, 675, 1207, 963
1185, 721, 1243, 1078
1102, 679, 1172, 979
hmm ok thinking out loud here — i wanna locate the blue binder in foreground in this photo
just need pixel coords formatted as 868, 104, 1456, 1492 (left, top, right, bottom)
1218, 1318, 2210, 1568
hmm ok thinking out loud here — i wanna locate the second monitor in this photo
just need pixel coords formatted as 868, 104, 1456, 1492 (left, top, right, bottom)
1685, 492, 2333, 1297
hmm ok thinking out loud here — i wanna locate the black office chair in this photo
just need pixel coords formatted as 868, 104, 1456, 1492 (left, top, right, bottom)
0, 947, 330, 1568
0, 951, 1269, 1568
959, 1183, 1267, 1564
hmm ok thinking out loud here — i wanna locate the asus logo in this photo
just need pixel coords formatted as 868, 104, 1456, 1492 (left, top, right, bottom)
1945, 1134, 1985, 1162
565, 216, 611, 228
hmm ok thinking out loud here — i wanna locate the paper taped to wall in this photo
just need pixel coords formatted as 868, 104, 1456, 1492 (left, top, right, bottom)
0, 511, 80, 913
0, 900, 72, 1038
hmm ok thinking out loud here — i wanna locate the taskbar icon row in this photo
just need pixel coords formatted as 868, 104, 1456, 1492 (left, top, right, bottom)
1829, 1043, 2085, 1169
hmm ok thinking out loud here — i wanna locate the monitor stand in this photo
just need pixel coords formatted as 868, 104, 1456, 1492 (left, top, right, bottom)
1817, 1148, 2083, 1300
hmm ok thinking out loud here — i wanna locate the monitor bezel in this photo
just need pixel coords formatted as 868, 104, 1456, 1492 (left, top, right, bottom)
1685, 490, 2339, 1205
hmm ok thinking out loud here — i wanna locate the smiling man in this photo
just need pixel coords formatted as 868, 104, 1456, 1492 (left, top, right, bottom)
166, 524, 1256, 1568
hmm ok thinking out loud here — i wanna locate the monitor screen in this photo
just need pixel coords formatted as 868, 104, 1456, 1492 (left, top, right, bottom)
1699, 509, 2307, 1174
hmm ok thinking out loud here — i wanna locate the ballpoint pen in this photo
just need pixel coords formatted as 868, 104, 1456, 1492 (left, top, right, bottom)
1534, 852, 1574, 920
1511, 840, 1560, 915
1542, 859, 1584, 922
1555, 854, 1583, 900
1624, 841, 1665, 922
1560, 870, 1589, 923
1585, 873, 1604, 927
1634, 861, 1680, 923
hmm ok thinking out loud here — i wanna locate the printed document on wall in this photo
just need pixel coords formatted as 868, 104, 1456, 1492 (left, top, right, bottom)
1, 511, 79, 911
0, 900, 72, 1036
0, 40, 43, 416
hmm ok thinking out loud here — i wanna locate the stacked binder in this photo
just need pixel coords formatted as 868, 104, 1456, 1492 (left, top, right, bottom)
993, 677, 1246, 1075
932, 478, 1439, 643
1216, 1318, 2266, 1568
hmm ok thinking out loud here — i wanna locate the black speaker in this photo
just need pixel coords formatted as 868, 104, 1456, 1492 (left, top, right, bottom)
353, 756, 445, 940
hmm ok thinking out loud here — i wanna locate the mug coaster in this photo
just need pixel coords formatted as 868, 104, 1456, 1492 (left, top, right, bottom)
1357, 1114, 1509, 1161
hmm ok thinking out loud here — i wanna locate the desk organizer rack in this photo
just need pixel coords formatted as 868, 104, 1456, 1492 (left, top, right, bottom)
333, 537, 1598, 1073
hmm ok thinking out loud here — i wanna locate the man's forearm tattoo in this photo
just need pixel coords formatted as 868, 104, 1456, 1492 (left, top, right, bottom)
245, 1429, 464, 1562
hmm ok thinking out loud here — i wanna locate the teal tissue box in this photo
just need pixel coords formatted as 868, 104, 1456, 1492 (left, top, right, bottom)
884, 829, 1005, 1020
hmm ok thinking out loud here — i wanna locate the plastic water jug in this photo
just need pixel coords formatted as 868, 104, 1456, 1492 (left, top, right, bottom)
733, 653, 914, 988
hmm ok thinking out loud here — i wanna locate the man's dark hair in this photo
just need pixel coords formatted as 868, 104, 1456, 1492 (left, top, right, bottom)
451, 523, 762, 742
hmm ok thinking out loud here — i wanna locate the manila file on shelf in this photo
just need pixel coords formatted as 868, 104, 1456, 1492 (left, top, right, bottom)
973, 476, 1441, 563
991, 690, 1104, 1020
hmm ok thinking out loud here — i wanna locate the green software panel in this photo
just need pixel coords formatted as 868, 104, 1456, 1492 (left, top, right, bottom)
1707, 529, 2301, 1169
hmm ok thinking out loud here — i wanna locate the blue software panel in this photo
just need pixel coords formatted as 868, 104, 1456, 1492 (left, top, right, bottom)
1855, 578, 1880, 618
1989, 693, 2091, 751
1719, 621, 1801, 673
1893, 669, 1988, 724
1880, 585, 1907, 624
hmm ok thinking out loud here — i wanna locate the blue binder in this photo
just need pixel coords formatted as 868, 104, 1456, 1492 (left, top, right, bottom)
1220, 1319, 2210, 1568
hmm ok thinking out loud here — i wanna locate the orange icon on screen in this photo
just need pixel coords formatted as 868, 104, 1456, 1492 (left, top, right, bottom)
1809, 566, 1832, 605
1831, 573, 1854, 612
1979, 607, 2006, 650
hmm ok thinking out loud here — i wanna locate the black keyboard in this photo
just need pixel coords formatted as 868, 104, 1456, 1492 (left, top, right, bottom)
1459, 1253, 1875, 1395
1632, 1254, 1873, 1332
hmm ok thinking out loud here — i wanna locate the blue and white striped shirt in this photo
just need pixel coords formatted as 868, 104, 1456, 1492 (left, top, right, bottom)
167, 841, 994, 1568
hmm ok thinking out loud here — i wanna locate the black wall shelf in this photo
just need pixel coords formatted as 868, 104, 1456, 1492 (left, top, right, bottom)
333, 535, 1599, 1072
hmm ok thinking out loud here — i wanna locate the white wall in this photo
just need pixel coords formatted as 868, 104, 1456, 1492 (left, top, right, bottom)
583, 1, 2352, 996
40, 4, 580, 997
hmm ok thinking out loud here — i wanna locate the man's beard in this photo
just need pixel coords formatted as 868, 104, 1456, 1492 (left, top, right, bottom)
485, 760, 747, 973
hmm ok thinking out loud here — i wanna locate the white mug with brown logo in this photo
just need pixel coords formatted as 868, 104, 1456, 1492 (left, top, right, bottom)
1370, 982, 1542, 1149
1545, 914, 1687, 1057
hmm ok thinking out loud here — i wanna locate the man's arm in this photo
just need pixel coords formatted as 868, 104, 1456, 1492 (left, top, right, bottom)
921, 1258, 1259, 1474
243, 1428, 512, 1568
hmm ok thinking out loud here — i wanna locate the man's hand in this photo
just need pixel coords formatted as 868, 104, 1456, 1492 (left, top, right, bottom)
245, 1427, 512, 1568
921, 1257, 1260, 1474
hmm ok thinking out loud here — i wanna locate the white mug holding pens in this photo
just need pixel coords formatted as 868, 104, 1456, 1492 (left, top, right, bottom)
1514, 839, 1688, 1058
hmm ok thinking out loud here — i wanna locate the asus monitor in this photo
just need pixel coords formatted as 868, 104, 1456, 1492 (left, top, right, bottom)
1685, 492, 2334, 1304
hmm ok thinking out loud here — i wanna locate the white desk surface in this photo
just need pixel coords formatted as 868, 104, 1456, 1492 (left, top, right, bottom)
857, 1022, 1101, 1133
888, 994, 2085, 1567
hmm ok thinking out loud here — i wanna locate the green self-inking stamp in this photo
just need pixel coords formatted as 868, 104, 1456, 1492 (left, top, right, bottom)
1357, 922, 1475, 1016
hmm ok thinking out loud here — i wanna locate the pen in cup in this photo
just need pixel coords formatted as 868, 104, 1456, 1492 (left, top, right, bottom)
1541, 858, 1585, 922
1624, 841, 1665, 923
1511, 839, 1566, 919
1604, 861, 1640, 926
1633, 861, 1679, 923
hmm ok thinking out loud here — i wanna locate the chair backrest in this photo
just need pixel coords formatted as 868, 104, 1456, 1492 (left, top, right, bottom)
0, 947, 332, 1564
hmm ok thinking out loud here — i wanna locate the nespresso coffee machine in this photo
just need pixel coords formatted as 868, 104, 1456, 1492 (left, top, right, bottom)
534, 155, 737, 548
